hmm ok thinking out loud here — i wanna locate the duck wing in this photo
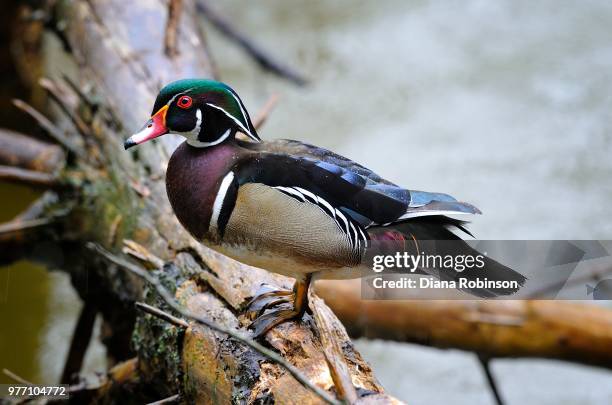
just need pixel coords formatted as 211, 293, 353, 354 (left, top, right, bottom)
235, 138, 481, 228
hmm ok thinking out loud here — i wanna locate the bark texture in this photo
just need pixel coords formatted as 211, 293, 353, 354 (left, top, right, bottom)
317, 280, 612, 369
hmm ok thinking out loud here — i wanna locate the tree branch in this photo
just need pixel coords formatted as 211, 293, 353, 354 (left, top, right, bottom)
478, 355, 504, 405
135, 302, 189, 329
12, 99, 85, 158
0, 127, 65, 172
0, 165, 60, 188
252, 93, 280, 130
316, 279, 612, 369
195, 1, 308, 86
61, 301, 98, 384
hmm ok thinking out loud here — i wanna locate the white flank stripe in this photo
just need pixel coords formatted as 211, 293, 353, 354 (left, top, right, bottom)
349, 221, 359, 248
275, 186, 306, 201
209, 172, 235, 234
357, 226, 368, 243
335, 210, 350, 234
316, 196, 336, 217
274, 185, 366, 251
294, 187, 318, 202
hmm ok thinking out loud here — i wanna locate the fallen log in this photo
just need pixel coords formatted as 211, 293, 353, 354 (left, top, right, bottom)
316, 279, 612, 370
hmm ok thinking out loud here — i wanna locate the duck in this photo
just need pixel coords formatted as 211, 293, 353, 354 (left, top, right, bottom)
124, 79, 525, 337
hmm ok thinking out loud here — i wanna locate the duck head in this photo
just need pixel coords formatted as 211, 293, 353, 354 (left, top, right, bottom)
124, 79, 260, 149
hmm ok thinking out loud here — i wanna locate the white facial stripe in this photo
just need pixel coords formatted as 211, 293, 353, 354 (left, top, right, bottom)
209, 171, 235, 235
194, 108, 202, 133
166, 88, 195, 107
187, 128, 231, 147
228, 90, 252, 132
184, 108, 206, 146
206, 103, 256, 140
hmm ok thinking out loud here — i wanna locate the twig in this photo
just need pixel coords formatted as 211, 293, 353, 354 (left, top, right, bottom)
0, 165, 60, 189
252, 94, 280, 130
147, 394, 180, 405
61, 301, 98, 384
39, 78, 93, 138
123, 239, 165, 269
61, 74, 95, 108
164, 0, 183, 58
12, 99, 85, 157
88, 243, 340, 405
478, 355, 504, 405
2, 369, 34, 385
135, 302, 189, 328
195, 1, 308, 86
0, 217, 53, 236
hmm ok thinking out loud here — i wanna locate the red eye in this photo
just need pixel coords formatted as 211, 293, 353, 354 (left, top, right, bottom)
177, 95, 193, 109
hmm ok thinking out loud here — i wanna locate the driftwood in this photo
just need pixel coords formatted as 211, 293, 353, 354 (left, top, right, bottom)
2, 1, 397, 403
316, 280, 612, 370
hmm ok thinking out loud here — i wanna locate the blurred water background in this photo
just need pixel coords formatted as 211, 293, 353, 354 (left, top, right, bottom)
1, 0, 612, 403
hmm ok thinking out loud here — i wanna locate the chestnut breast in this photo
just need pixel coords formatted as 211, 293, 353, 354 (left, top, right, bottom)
166, 141, 242, 240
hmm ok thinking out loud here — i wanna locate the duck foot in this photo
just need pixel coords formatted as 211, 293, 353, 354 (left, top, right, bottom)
247, 275, 312, 338
245, 283, 292, 318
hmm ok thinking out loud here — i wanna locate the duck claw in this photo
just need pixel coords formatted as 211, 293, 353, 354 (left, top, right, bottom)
245, 277, 312, 338
248, 308, 301, 338
245, 284, 292, 314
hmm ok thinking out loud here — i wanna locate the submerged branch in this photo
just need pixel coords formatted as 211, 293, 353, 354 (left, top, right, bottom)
0, 217, 53, 237
61, 301, 99, 384
478, 355, 504, 405
2, 369, 34, 385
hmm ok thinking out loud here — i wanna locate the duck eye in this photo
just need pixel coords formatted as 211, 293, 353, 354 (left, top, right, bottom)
177, 95, 193, 109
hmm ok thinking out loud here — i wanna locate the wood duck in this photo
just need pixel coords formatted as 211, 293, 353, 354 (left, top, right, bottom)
125, 79, 525, 337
